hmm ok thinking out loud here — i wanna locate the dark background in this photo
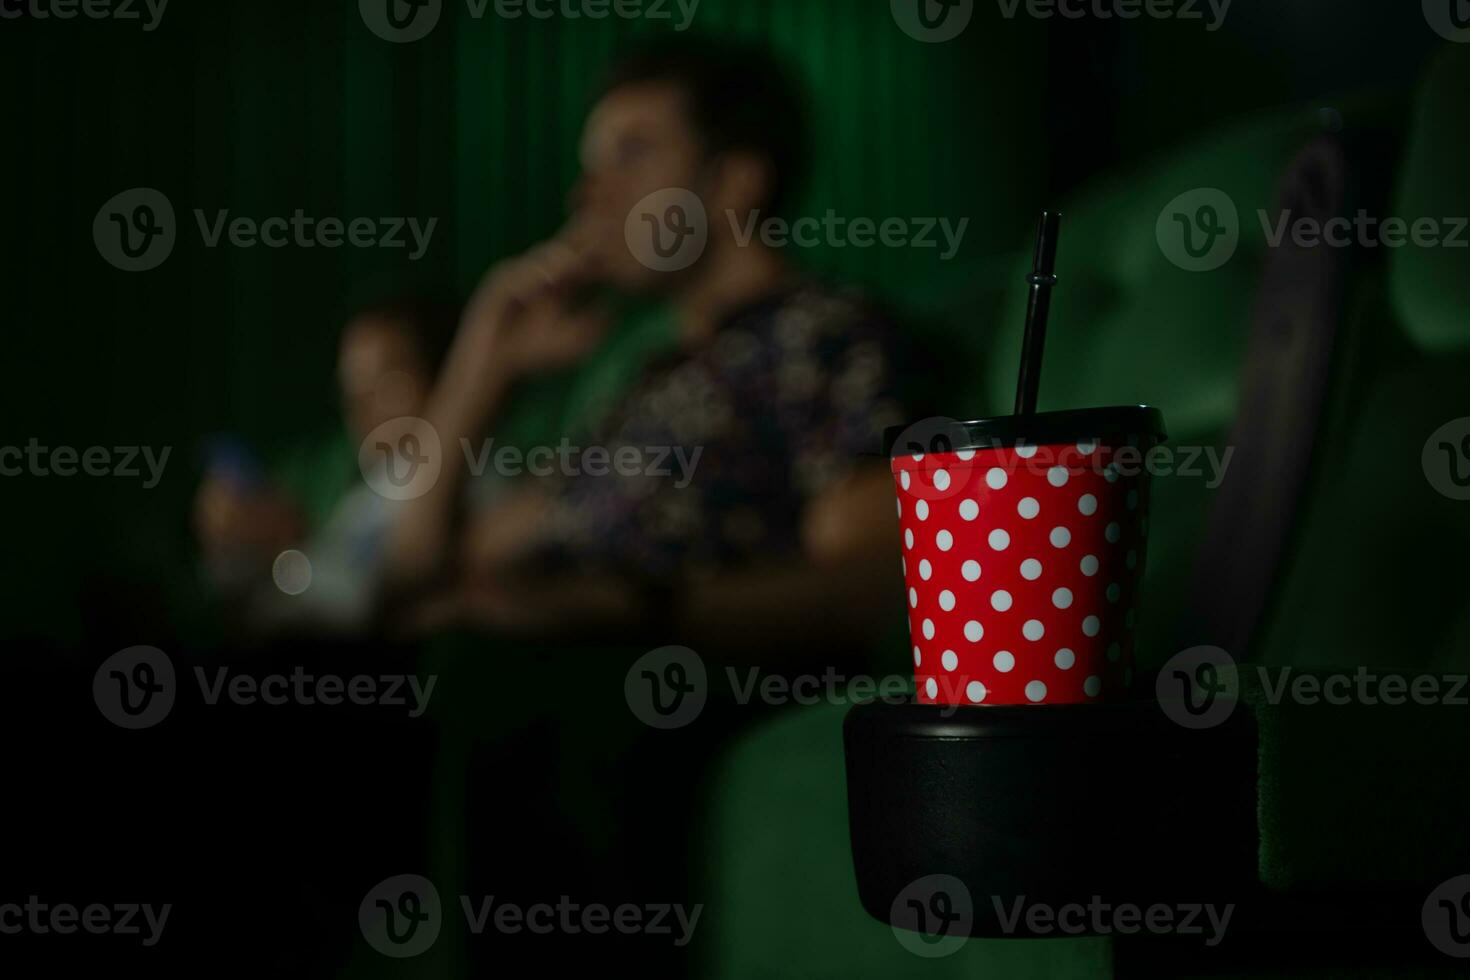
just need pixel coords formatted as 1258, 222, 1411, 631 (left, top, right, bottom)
0, 1, 1441, 646
0, 1, 1461, 976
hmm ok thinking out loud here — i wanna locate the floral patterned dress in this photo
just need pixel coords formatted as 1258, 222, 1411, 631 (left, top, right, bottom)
535, 283, 908, 586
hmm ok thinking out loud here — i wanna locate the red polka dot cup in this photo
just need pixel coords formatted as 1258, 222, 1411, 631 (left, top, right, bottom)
888, 408, 1166, 707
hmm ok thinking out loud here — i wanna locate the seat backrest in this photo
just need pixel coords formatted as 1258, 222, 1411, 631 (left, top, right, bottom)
1387, 44, 1470, 354
1253, 44, 1470, 671
1178, 136, 1351, 656
980, 102, 1382, 665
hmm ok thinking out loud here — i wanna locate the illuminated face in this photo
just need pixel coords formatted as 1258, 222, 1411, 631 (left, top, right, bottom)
337, 316, 429, 442
569, 81, 710, 293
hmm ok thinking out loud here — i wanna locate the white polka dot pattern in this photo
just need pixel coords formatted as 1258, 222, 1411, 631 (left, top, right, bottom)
892, 439, 1151, 705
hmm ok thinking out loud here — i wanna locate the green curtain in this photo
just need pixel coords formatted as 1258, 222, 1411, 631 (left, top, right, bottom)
0, 0, 1044, 644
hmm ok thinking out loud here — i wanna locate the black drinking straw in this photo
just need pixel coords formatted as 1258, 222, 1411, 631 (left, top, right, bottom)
1013, 210, 1061, 416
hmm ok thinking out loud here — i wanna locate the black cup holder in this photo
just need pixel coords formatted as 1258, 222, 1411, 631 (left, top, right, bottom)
843, 698, 1258, 938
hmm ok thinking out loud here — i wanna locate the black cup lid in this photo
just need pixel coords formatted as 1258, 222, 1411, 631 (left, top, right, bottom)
884, 405, 1166, 458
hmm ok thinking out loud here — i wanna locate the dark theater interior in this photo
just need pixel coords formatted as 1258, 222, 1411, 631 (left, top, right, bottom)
4, 0, 1470, 975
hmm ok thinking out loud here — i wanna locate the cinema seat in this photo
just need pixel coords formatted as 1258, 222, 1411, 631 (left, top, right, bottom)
1241, 40, 1470, 905
697, 41, 1470, 972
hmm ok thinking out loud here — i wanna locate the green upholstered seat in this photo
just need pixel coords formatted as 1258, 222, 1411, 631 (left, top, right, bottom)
1256, 44, 1470, 673
1387, 45, 1470, 354
699, 103, 1337, 977
1247, 45, 1470, 900
699, 57, 1470, 972
978, 97, 1407, 669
